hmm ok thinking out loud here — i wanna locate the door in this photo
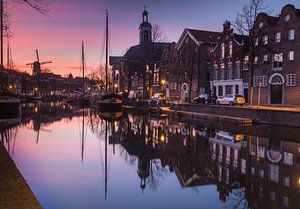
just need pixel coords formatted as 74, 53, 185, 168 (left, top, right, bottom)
244, 88, 249, 103
271, 85, 282, 104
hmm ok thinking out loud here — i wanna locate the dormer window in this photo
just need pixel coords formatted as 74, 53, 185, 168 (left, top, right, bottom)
259, 22, 264, 28
285, 14, 291, 22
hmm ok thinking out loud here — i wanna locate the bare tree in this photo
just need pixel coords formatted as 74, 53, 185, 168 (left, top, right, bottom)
13, 0, 49, 15
234, 0, 269, 105
152, 24, 168, 43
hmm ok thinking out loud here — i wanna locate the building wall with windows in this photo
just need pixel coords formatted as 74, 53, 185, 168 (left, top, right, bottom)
211, 21, 249, 100
160, 28, 220, 102
252, 4, 300, 105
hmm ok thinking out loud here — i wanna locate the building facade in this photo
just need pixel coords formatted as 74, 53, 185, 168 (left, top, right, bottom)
211, 21, 249, 100
160, 29, 220, 102
252, 4, 300, 105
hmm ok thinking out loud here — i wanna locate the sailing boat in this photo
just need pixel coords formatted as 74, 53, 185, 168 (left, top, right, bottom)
0, 0, 20, 114
95, 10, 123, 112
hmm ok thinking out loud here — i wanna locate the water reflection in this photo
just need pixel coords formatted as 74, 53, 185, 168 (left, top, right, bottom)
1, 104, 300, 209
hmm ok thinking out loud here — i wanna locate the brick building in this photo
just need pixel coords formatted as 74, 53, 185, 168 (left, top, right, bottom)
252, 4, 300, 105
160, 29, 220, 102
211, 21, 249, 100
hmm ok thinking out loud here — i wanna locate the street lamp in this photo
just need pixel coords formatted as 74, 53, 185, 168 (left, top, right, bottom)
114, 83, 118, 93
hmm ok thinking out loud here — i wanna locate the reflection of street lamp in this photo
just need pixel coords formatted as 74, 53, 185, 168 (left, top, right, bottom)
114, 83, 118, 93
161, 79, 166, 101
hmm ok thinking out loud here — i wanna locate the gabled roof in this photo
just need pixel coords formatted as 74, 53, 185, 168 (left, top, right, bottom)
176, 28, 220, 50
124, 42, 172, 63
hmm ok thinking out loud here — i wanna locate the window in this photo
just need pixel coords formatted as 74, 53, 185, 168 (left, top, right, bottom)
269, 164, 279, 183
251, 166, 255, 175
288, 51, 294, 61
259, 169, 264, 178
270, 191, 276, 201
235, 61, 241, 79
283, 152, 293, 165
275, 32, 281, 43
286, 74, 296, 86
283, 176, 290, 187
262, 35, 268, 45
263, 54, 268, 63
253, 76, 258, 87
254, 56, 258, 65
220, 63, 225, 80
255, 37, 258, 46
221, 43, 225, 58
273, 53, 283, 69
228, 62, 233, 79
283, 196, 289, 208
258, 146, 265, 158
214, 64, 218, 80
226, 85, 233, 95
218, 86, 223, 97
288, 29, 295, 40
259, 75, 267, 87
243, 56, 249, 70
193, 83, 197, 92
241, 159, 246, 174
285, 14, 291, 22
259, 22, 264, 28
235, 85, 239, 95
229, 41, 233, 57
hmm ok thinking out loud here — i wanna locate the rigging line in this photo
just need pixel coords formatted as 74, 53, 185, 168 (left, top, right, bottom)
99, 27, 106, 75
108, 29, 113, 57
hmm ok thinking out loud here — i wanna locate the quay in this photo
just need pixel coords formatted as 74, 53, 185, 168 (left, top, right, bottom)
0, 144, 42, 209
124, 100, 300, 127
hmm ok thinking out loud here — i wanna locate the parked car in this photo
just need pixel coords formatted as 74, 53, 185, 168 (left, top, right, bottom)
193, 93, 216, 104
216, 95, 245, 106
151, 93, 164, 101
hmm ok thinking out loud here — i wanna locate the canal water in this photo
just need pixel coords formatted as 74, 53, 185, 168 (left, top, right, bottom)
1, 102, 300, 209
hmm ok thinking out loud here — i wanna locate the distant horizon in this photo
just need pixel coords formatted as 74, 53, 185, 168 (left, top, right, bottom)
4, 0, 300, 76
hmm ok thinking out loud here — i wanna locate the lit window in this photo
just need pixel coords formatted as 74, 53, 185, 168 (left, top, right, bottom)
275, 32, 281, 43
273, 53, 283, 69
254, 56, 258, 65
288, 51, 294, 61
268, 164, 279, 183
259, 169, 264, 178
243, 56, 249, 70
283, 152, 293, 165
284, 176, 290, 187
288, 29, 295, 40
253, 76, 258, 87
262, 35, 268, 45
221, 43, 225, 58
286, 74, 296, 86
259, 76, 267, 87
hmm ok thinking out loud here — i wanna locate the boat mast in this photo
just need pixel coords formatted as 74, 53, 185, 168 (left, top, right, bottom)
82, 40, 85, 94
105, 9, 108, 93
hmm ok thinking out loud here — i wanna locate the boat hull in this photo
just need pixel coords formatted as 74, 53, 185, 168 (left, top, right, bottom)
97, 101, 122, 112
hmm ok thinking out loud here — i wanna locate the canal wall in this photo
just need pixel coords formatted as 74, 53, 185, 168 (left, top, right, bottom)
171, 104, 300, 127
0, 144, 42, 209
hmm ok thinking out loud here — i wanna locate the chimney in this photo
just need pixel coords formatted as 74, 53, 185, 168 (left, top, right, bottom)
223, 20, 231, 33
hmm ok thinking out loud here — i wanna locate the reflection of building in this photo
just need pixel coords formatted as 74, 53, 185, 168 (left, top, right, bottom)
209, 130, 246, 201
244, 137, 300, 209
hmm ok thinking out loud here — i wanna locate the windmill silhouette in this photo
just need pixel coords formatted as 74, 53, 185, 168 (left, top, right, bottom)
26, 49, 52, 76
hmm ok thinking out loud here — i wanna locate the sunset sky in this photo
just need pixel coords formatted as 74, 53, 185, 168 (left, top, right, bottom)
6, 0, 300, 76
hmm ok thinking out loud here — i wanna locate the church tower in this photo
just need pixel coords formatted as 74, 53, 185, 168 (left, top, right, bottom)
139, 8, 152, 44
